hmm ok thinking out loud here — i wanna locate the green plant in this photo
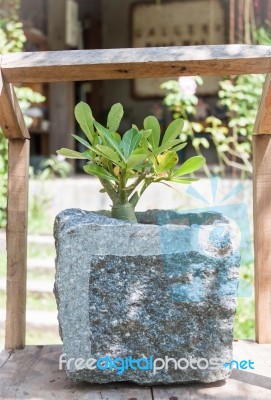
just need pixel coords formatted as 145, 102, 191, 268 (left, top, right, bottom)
161, 27, 271, 178
57, 102, 205, 222
27, 167, 53, 234
216, 27, 271, 177
38, 155, 73, 179
0, 3, 45, 228
161, 77, 211, 176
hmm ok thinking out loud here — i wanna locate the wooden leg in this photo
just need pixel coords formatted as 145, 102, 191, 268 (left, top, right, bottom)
253, 134, 271, 343
5, 138, 29, 349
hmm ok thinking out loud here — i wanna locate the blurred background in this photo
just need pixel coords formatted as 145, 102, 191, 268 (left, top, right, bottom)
0, 0, 270, 346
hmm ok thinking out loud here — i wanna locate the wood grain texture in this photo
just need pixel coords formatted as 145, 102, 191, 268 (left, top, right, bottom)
254, 74, 271, 134
0, 342, 271, 399
253, 135, 271, 344
5, 139, 30, 350
47, 0, 75, 155
1, 45, 271, 83
0, 346, 153, 399
0, 71, 30, 139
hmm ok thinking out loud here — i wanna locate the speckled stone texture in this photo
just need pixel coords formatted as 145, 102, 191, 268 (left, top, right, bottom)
54, 209, 240, 384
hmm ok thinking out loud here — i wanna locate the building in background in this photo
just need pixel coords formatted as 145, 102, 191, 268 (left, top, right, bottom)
6, 0, 270, 168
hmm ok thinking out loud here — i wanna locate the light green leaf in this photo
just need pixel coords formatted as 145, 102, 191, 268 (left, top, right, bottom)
72, 134, 92, 149
94, 121, 127, 162
173, 156, 206, 177
170, 177, 199, 184
82, 150, 95, 160
96, 144, 123, 166
112, 132, 122, 144
127, 149, 147, 169
171, 142, 187, 152
57, 148, 89, 159
140, 129, 152, 138
143, 116, 160, 149
74, 101, 94, 143
107, 103, 124, 132
121, 128, 142, 158
162, 119, 184, 145
156, 151, 179, 173
153, 139, 184, 155
83, 164, 118, 182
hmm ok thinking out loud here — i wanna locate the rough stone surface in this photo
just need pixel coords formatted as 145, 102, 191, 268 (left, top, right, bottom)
54, 209, 240, 385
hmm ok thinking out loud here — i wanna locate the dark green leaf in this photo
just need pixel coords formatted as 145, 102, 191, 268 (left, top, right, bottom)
121, 128, 142, 158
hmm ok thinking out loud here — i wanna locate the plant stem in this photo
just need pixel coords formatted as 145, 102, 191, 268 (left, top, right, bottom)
111, 201, 137, 222
99, 178, 118, 202
119, 171, 128, 204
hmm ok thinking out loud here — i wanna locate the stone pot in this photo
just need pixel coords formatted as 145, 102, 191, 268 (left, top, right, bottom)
54, 208, 240, 385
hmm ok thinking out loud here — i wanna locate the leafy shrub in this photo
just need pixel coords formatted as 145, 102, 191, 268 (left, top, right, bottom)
58, 102, 205, 222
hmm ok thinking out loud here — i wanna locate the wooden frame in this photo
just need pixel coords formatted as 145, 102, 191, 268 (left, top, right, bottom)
0, 44, 271, 349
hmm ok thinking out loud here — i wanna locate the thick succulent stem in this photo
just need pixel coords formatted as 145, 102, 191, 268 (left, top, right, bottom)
99, 178, 118, 202
111, 201, 137, 222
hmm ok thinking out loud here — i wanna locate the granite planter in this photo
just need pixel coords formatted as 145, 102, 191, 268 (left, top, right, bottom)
54, 208, 240, 385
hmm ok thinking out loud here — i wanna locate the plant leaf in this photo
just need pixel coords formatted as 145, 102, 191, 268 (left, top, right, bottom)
173, 156, 206, 177
143, 116, 160, 149
153, 139, 184, 155
94, 121, 127, 162
83, 164, 118, 182
156, 151, 179, 173
162, 118, 184, 145
171, 142, 187, 152
140, 129, 152, 138
170, 177, 199, 184
107, 103, 124, 132
121, 128, 142, 158
74, 101, 94, 143
72, 134, 92, 149
96, 144, 123, 166
112, 132, 122, 144
127, 149, 147, 169
57, 148, 89, 159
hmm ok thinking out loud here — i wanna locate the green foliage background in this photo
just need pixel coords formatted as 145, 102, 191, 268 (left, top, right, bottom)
0, 2, 44, 227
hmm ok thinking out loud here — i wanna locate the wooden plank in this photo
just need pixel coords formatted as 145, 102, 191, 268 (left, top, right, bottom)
253, 134, 271, 344
254, 74, 271, 134
1, 45, 271, 83
0, 342, 271, 399
5, 139, 30, 350
0, 70, 30, 139
48, 0, 75, 154
152, 341, 271, 399
0, 346, 153, 399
